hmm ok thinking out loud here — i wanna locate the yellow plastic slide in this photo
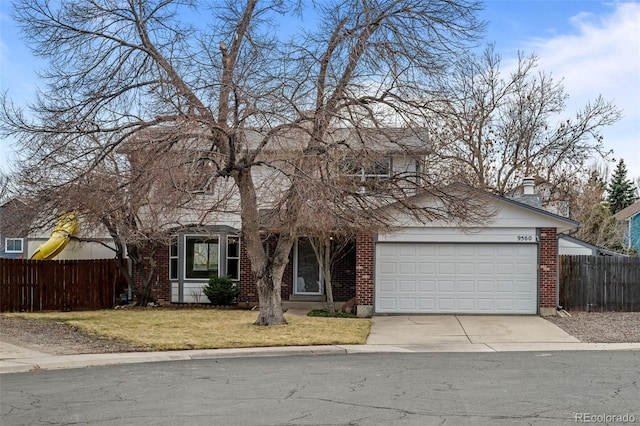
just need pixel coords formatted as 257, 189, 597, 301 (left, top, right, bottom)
30, 213, 79, 260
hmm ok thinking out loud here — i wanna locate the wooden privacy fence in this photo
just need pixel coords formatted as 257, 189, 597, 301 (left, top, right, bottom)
559, 255, 640, 312
0, 258, 128, 312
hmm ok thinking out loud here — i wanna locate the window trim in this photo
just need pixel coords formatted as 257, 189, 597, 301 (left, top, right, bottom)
226, 235, 241, 281
293, 239, 323, 296
169, 238, 179, 281
342, 155, 392, 180
183, 234, 220, 280
5, 238, 24, 254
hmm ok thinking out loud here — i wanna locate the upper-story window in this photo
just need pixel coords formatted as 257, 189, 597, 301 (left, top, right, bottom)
5, 238, 24, 253
342, 156, 391, 180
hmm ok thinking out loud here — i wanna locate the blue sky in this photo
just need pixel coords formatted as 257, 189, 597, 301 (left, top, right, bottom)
1, 1, 639, 180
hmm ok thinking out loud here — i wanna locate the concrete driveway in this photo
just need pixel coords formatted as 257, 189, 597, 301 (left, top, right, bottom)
366, 315, 579, 350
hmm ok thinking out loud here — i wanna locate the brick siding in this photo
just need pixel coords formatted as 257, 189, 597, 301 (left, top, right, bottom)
331, 243, 356, 301
355, 233, 374, 305
538, 227, 558, 308
131, 243, 171, 304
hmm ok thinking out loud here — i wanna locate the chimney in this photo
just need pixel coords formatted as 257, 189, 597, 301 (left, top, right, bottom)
523, 177, 535, 195
509, 176, 542, 209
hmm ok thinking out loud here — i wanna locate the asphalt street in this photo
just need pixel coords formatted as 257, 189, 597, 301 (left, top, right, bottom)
1, 351, 639, 425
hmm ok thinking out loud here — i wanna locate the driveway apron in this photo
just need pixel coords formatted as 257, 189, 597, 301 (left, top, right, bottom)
366, 315, 579, 345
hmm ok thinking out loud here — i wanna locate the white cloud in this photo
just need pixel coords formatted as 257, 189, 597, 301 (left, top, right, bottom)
523, 2, 640, 179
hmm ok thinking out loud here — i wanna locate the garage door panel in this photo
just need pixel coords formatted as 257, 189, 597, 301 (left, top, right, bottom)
457, 298, 475, 310
477, 263, 494, 274
497, 263, 514, 274
457, 263, 474, 274
378, 245, 398, 256
458, 280, 475, 293
398, 298, 417, 309
477, 281, 494, 292
399, 280, 416, 292
439, 263, 455, 274
399, 245, 416, 256
477, 299, 495, 311
418, 298, 436, 310
438, 246, 455, 256
419, 262, 435, 274
378, 279, 397, 292
418, 280, 435, 292
418, 245, 437, 256
438, 280, 455, 292
375, 243, 537, 314
378, 262, 397, 274
399, 262, 416, 274
496, 281, 513, 292
378, 298, 397, 310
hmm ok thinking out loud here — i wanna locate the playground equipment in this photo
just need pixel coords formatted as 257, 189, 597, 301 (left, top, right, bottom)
30, 213, 79, 260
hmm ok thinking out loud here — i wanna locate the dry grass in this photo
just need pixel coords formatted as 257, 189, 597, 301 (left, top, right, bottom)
4, 309, 370, 351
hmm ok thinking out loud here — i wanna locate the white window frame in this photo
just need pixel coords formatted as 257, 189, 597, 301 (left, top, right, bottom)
343, 156, 392, 181
169, 238, 179, 280
293, 239, 323, 295
5, 238, 24, 254
183, 234, 221, 281
226, 235, 241, 281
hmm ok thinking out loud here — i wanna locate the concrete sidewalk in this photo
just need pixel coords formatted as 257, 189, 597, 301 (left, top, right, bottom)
3, 314, 640, 374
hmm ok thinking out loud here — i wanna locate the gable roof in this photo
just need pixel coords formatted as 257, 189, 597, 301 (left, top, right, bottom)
383, 184, 580, 232
613, 200, 640, 221
488, 192, 579, 233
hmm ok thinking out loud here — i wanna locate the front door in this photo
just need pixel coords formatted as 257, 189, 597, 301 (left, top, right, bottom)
294, 239, 322, 295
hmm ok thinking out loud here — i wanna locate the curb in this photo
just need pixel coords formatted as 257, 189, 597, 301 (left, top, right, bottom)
2, 343, 640, 374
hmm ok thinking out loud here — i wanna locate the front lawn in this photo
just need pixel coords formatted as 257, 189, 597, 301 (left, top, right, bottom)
2, 309, 370, 351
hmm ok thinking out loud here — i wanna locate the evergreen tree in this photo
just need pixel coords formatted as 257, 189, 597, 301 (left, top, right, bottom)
607, 159, 639, 214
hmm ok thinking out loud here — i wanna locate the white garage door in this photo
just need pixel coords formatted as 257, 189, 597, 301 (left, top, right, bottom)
375, 243, 537, 314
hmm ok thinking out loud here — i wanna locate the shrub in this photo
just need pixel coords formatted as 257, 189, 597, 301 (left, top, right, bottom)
203, 276, 240, 306
307, 309, 357, 318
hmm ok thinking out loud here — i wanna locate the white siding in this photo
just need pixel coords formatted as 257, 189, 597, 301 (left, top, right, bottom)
558, 238, 594, 256
378, 227, 537, 244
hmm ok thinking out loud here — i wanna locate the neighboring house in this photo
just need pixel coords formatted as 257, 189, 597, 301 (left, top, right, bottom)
26, 235, 117, 260
0, 199, 34, 259
557, 234, 623, 256
0, 198, 117, 260
614, 200, 640, 253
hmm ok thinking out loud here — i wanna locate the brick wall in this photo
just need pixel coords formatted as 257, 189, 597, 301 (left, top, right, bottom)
355, 234, 374, 305
331, 243, 356, 301
131, 243, 171, 304
538, 227, 557, 308
238, 241, 257, 303
237, 237, 294, 304
137, 235, 356, 305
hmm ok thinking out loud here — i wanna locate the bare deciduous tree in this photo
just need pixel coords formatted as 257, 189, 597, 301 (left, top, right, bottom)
2, 0, 486, 325
426, 44, 621, 208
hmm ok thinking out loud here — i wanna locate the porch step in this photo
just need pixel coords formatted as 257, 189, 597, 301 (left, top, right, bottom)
288, 295, 325, 302
282, 301, 325, 310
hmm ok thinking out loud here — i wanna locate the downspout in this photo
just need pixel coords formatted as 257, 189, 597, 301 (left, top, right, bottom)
556, 236, 561, 311
536, 228, 541, 315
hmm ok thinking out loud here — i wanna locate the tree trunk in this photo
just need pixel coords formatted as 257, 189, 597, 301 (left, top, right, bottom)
254, 279, 284, 325
249, 238, 293, 325
323, 239, 336, 313
127, 243, 157, 306
234, 167, 290, 325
